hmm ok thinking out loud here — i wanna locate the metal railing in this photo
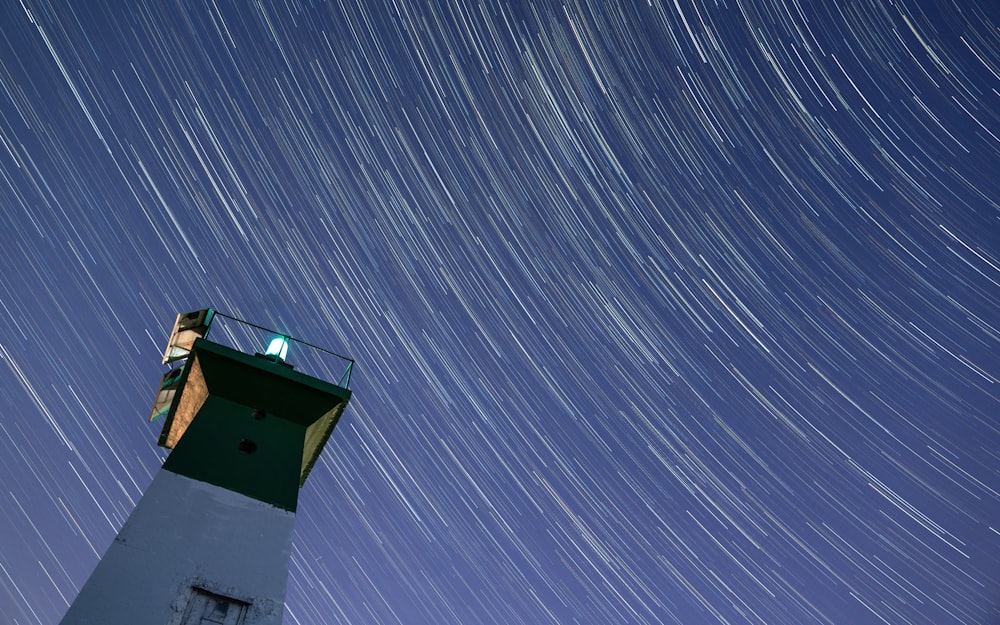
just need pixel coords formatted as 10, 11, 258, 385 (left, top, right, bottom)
203, 310, 354, 388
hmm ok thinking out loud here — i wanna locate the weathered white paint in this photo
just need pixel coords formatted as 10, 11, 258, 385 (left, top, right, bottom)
58, 469, 296, 624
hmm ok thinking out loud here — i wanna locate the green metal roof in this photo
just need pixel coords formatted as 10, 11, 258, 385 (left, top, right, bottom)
158, 338, 351, 511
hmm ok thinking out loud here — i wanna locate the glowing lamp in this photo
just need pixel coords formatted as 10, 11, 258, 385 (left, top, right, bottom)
264, 336, 289, 361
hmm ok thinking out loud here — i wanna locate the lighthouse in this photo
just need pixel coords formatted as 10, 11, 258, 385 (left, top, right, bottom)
59, 309, 353, 624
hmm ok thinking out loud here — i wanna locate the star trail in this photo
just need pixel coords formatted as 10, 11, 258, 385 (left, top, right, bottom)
0, 1, 997, 623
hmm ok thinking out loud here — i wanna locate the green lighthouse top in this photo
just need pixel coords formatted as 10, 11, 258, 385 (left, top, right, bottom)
147, 310, 353, 511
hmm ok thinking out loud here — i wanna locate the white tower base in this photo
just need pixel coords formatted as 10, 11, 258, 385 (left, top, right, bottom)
59, 469, 295, 625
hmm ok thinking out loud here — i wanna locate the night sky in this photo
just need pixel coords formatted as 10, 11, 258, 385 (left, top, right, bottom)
0, 1, 997, 624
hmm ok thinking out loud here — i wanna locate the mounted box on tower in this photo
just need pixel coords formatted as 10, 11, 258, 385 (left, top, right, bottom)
162, 308, 216, 364
149, 309, 216, 422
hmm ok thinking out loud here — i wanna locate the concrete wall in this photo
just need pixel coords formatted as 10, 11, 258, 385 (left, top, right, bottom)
59, 469, 296, 624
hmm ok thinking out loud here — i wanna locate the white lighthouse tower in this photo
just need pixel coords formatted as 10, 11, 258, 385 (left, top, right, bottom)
59, 309, 353, 624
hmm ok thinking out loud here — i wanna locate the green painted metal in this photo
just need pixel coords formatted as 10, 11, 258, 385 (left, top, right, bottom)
158, 338, 351, 511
